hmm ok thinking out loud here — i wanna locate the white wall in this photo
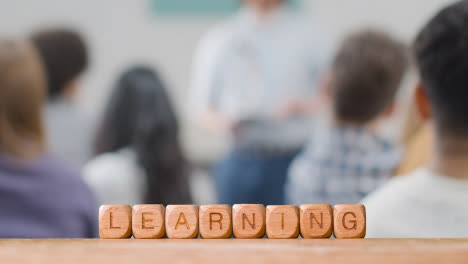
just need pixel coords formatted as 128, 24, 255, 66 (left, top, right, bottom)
0, 0, 456, 162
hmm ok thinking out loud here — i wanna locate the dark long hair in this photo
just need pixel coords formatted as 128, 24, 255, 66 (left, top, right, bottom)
94, 66, 192, 204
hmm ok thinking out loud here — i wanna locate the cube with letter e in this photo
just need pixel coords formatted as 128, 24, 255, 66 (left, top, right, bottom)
132, 204, 165, 239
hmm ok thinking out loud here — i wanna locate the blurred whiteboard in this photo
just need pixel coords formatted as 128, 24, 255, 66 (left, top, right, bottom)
152, 0, 240, 15
151, 0, 301, 16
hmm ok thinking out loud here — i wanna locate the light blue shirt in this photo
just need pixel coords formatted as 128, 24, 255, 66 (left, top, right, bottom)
191, 6, 330, 149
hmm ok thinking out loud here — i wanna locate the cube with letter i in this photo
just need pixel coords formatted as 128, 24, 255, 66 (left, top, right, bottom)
266, 205, 299, 239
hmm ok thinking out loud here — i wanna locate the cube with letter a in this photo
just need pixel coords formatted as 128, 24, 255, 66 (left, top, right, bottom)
199, 205, 232, 239
99, 205, 132, 239
232, 204, 265, 238
333, 204, 366, 238
132, 204, 165, 239
165, 205, 199, 239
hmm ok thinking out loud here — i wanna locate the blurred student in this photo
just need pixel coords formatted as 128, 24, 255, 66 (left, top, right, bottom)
364, 0, 468, 238
286, 30, 408, 205
0, 39, 97, 238
191, 0, 328, 205
31, 29, 92, 167
84, 66, 192, 205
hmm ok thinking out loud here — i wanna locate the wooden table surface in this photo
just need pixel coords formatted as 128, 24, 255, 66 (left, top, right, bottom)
1, 239, 468, 264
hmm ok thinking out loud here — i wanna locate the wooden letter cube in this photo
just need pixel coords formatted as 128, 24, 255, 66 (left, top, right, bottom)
333, 204, 366, 238
266, 205, 299, 239
132, 204, 165, 239
165, 205, 199, 239
232, 204, 265, 238
300, 204, 333, 238
199, 205, 232, 239
99, 205, 132, 239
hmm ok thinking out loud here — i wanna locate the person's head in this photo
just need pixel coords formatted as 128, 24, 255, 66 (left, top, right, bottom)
330, 30, 408, 126
243, 0, 285, 15
414, 1, 468, 138
94, 66, 191, 204
31, 29, 88, 100
0, 39, 46, 158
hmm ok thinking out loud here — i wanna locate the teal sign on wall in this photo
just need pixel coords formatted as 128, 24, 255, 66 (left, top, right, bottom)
151, 0, 301, 16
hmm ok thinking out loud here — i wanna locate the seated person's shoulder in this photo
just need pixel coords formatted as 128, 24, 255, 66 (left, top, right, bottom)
31, 154, 95, 210
83, 149, 145, 205
83, 149, 143, 192
363, 169, 429, 205
363, 173, 414, 207
84, 150, 139, 179
39, 155, 94, 199
38, 154, 82, 180
362, 169, 427, 237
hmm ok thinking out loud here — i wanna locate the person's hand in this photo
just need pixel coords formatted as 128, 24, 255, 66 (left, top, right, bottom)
274, 95, 328, 121
197, 109, 238, 135
274, 99, 307, 120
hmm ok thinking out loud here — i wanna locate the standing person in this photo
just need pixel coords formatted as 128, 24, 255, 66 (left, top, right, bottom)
31, 29, 92, 167
191, 0, 327, 205
363, 0, 468, 238
84, 66, 192, 206
0, 39, 97, 238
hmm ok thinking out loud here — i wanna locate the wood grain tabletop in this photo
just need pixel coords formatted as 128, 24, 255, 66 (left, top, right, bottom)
0, 239, 467, 264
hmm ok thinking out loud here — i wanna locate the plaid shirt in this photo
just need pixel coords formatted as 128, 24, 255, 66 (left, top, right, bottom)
286, 122, 401, 205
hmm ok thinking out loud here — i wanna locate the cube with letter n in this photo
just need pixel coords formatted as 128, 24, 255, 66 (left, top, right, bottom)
232, 204, 265, 238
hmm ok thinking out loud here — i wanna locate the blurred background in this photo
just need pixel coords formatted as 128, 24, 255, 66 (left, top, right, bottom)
0, 0, 456, 206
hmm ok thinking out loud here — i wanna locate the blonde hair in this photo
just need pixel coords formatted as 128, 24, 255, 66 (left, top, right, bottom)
0, 39, 46, 158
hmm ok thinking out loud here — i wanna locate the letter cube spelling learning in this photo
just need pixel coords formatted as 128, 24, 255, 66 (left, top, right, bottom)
99, 205, 132, 239
132, 204, 165, 239
333, 204, 366, 239
98, 204, 366, 239
232, 204, 266, 239
299, 204, 333, 238
266, 205, 300, 239
165, 205, 199, 239
199, 205, 232, 239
